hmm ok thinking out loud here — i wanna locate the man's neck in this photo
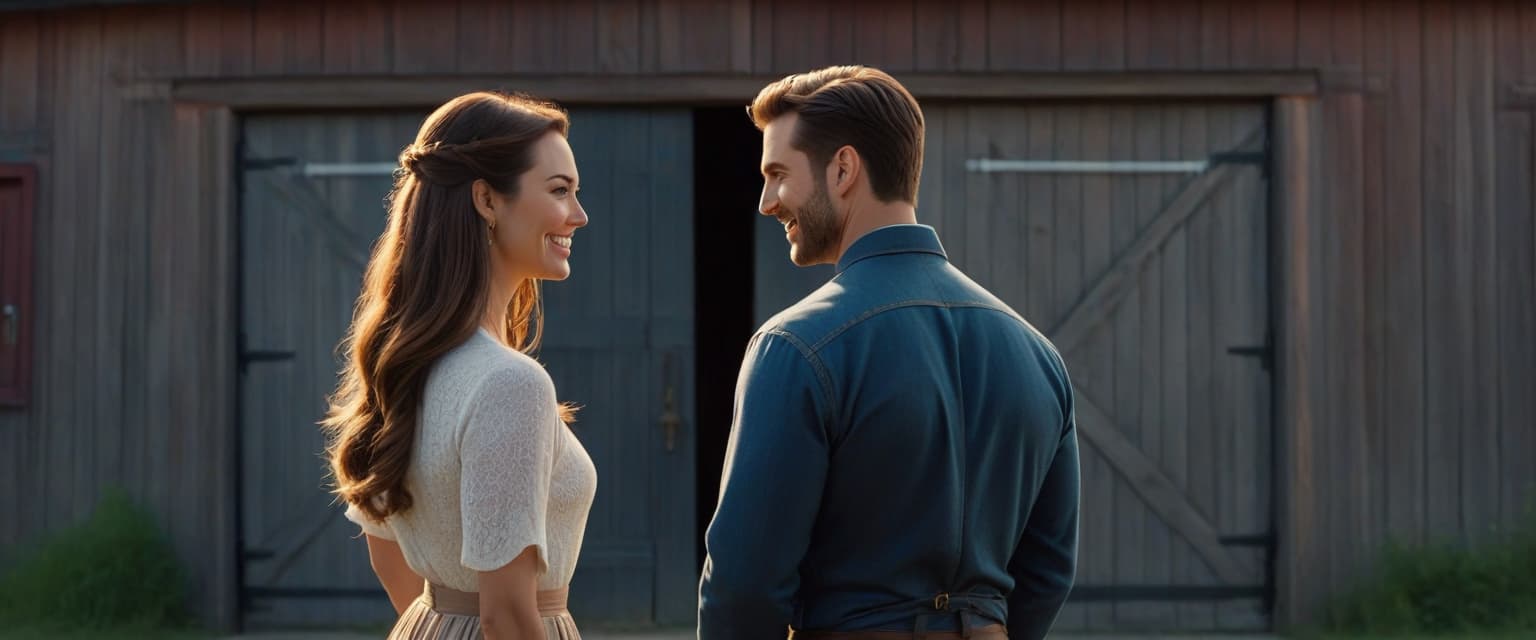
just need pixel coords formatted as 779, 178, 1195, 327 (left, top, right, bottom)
832, 200, 918, 264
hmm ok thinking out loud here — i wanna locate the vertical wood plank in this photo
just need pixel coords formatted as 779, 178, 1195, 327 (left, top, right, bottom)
501, 2, 592, 74
1422, 0, 1462, 546
184, 1, 254, 77
1077, 105, 1116, 632
1361, 0, 1392, 558
1178, 104, 1217, 630
392, 0, 459, 73
93, 6, 137, 507
1160, 151, 1194, 630
1324, 0, 1370, 595
914, 0, 988, 72
940, 107, 970, 275
1052, 107, 1083, 326
1024, 108, 1055, 321
1137, 229, 1172, 627
596, 0, 642, 73
1274, 96, 1324, 628
1494, 118, 1535, 523
1232, 105, 1272, 632
1496, 1, 1536, 526
646, 110, 698, 625
850, 0, 915, 72
52, 13, 104, 527
1456, 1, 1501, 544
455, 1, 514, 74
986, 0, 1062, 72
987, 107, 1022, 308
768, 0, 832, 74
1226, 0, 1260, 69
1200, 0, 1231, 70
1127, 0, 1200, 70
253, 1, 323, 75
1062, 0, 1125, 71
658, 0, 736, 73
962, 107, 995, 288
1323, 89, 1369, 591
1109, 104, 1151, 628
1254, 0, 1298, 69
1383, 0, 1426, 548
751, 0, 774, 73
323, 0, 393, 74
1295, 1, 1331, 69
0, 13, 41, 131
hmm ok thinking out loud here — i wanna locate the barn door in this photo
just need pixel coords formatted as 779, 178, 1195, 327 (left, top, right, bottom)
236, 108, 696, 629
925, 102, 1274, 633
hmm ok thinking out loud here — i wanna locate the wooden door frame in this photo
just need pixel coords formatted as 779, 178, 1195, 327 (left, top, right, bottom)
160, 71, 1331, 632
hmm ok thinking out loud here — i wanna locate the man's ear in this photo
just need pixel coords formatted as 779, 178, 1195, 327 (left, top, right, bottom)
829, 145, 861, 198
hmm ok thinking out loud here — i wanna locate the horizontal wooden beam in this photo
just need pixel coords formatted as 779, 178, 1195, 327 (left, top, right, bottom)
166, 72, 1320, 110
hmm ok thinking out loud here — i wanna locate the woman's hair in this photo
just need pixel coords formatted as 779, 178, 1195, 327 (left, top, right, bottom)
323, 91, 574, 522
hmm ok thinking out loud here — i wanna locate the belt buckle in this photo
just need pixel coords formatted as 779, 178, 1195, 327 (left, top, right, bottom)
933, 592, 950, 611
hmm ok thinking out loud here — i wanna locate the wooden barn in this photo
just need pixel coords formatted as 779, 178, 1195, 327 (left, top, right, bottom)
1, 0, 1533, 633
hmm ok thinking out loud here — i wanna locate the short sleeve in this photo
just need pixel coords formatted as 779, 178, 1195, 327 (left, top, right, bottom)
458, 363, 561, 575
343, 501, 395, 541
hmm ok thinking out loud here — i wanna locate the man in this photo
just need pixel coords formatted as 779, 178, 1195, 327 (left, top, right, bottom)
697, 66, 1080, 640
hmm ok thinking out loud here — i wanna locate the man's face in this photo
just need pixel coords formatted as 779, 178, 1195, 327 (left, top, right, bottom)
759, 113, 842, 267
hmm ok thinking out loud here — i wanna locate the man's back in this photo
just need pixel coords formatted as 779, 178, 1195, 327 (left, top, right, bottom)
699, 225, 1079, 639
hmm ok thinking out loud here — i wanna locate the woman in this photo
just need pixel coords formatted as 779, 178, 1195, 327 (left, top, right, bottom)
323, 91, 596, 640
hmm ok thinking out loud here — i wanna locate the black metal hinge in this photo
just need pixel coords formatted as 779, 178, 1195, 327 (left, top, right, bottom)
1209, 147, 1270, 178
238, 332, 296, 374
1226, 329, 1274, 372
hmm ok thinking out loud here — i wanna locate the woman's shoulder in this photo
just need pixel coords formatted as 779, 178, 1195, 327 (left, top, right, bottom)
439, 330, 558, 414
436, 328, 548, 379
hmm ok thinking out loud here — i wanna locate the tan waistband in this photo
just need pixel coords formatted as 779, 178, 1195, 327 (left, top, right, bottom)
791, 624, 1007, 640
422, 582, 569, 617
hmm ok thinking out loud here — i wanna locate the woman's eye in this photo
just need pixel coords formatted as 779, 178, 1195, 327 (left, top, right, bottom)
553, 187, 569, 196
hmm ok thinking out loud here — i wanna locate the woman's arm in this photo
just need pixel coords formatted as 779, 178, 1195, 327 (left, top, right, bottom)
365, 534, 425, 614
477, 545, 546, 639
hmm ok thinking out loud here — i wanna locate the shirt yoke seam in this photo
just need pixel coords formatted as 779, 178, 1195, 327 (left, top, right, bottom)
802, 300, 1025, 353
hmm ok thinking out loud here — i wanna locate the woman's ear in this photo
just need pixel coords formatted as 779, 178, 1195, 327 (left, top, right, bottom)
471, 179, 498, 225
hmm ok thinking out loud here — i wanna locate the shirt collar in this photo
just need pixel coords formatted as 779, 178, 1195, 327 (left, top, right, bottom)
835, 224, 948, 274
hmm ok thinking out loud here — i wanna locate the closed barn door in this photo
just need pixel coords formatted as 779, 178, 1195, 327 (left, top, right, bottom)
923, 102, 1273, 632
237, 108, 697, 629
759, 101, 1274, 632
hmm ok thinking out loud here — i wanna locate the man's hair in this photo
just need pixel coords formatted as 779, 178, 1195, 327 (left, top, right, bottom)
748, 65, 924, 204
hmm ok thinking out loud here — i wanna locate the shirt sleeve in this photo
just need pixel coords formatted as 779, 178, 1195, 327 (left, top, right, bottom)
1006, 371, 1080, 640
458, 363, 561, 576
343, 501, 395, 541
699, 331, 833, 640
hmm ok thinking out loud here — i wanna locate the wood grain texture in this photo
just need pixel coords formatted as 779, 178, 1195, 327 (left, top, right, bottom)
6, 1, 1536, 633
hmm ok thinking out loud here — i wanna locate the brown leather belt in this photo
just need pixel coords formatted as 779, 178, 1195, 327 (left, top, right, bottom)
790, 623, 1007, 639
421, 582, 570, 617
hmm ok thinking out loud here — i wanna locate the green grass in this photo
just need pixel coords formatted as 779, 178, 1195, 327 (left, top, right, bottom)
1322, 511, 1536, 638
1308, 632, 1536, 635
0, 488, 200, 636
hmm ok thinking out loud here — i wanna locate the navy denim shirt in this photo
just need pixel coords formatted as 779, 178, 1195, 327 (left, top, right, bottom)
698, 225, 1080, 640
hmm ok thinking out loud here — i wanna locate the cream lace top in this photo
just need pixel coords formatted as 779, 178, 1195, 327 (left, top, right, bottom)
343, 328, 597, 592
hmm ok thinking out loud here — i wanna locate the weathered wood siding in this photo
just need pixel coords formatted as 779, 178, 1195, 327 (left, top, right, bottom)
0, 0, 1532, 630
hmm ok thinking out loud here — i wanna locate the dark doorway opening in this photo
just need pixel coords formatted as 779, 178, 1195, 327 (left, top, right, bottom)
691, 107, 761, 570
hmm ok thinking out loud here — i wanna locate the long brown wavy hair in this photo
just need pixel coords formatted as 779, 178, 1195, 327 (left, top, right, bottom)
323, 91, 575, 522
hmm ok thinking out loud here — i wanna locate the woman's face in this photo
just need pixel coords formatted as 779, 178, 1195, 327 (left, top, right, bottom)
480, 131, 588, 283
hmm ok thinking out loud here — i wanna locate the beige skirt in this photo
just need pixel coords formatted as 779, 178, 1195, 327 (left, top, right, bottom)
387, 582, 581, 640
